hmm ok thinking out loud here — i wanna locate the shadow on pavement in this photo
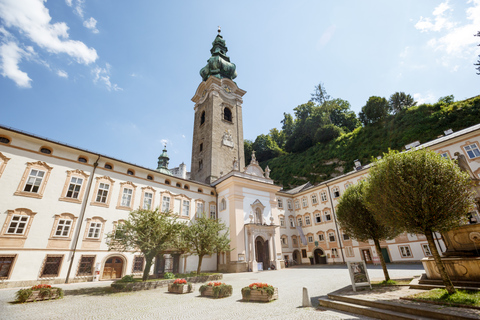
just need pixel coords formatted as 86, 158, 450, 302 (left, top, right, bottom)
64, 287, 118, 297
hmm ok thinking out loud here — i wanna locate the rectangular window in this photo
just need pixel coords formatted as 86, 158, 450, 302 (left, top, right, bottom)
55, 219, 72, 237
133, 256, 145, 272
422, 244, 432, 257
332, 187, 340, 198
315, 213, 321, 223
465, 143, 480, 159
174, 198, 181, 214
182, 200, 190, 216
320, 191, 327, 202
24, 169, 45, 193
287, 200, 293, 210
281, 237, 287, 245
311, 194, 318, 204
277, 199, 283, 208
345, 246, 354, 257
121, 188, 133, 207
302, 198, 308, 207
143, 192, 153, 209
343, 233, 350, 241
7, 215, 29, 234
96, 183, 109, 203
345, 183, 353, 189
197, 202, 204, 216
87, 222, 102, 239
0, 256, 15, 279
289, 218, 295, 227
399, 245, 413, 257
301, 249, 307, 258
331, 248, 338, 257
162, 196, 170, 212
318, 234, 325, 241
440, 152, 449, 159
77, 256, 95, 276
325, 213, 331, 221
280, 217, 285, 227
41, 256, 63, 277
210, 204, 216, 219
307, 235, 313, 243
297, 217, 303, 227
66, 177, 83, 199
329, 232, 335, 242
305, 215, 311, 225
295, 200, 300, 210
293, 238, 297, 245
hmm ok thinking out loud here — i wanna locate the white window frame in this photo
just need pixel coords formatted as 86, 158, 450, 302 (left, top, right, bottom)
464, 143, 480, 159
422, 244, 432, 257
440, 152, 449, 159
342, 233, 350, 241
280, 217, 285, 227
331, 248, 338, 258
315, 212, 321, 223
277, 199, 283, 209
87, 222, 102, 239
318, 234, 324, 241
162, 196, 171, 212
302, 198, 308, 207
307, 235, 313, 243
210, 204, 216, 219
55, 219, 72, 237
289, 218, 295, 227
325, 212, 332, 221
24, 169, 45, 193
287, 200, 293, 210
66, 177, 83, 199
6, 215, 29, 235
305, 215, 311, 225
196, 202, 204, 216
294, 200, 300, 210
96, 183, 109, 203
121, 188, 133, 207
328, 232, 335, 242
332, 187, 340, 198
297, 217, 303, 227
320, 191, 327, 202
311, 194, 318, 205
345, 246, 354, 257
182, 200, 190, 216
143, 192, 153, 209
399, 245, 413, 257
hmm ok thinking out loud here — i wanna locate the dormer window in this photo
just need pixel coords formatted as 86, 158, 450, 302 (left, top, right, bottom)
78, 157, 88, 163
0, 137, 10, 144
147, 175, 153, 180
104, 163, 113, 170
40, 147, 52, 155
127, 169, 134, 176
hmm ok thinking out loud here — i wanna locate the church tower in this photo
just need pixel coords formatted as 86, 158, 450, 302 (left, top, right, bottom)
190, 30, 246, 184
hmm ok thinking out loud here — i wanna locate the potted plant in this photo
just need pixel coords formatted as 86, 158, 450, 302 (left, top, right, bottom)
199, 282, 232, 298
168, 279, 193, 294
15, 284, 64, 303
241, 282, 278, 302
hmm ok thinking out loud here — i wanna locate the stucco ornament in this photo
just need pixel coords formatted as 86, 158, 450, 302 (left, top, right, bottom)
222, 130, 234, 148
469, 232, 480, 243
232, 157, 239, 171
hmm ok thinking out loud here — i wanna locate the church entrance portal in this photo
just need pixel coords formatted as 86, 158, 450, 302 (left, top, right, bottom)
255, 236, 269, 270
314, 248, 327, 264
102, 256, 124, 280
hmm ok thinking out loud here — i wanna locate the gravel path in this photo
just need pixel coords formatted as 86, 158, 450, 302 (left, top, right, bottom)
0, 264, 424, 320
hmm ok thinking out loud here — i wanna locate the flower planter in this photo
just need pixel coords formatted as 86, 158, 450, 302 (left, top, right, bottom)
167, 283, 193, 294
199, 282, 232, 298
15, 286, 64, 303
26, 290, 60, 302
241, 283, 278, 302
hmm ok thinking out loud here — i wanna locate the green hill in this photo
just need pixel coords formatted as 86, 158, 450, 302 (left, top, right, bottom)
261, 95, 480, 189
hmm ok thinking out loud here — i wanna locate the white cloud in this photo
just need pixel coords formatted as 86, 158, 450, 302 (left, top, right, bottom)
317, 25, 336, 48
65, 0, 73, 7
160, 139, 170, 147
0, 0, 98, 64
414, 92, 436, 104
415, 1, 455, 32
182, 134, 186, 139
0, 41, 32, 87
83, 17, 99, 33
92, 63, 122, 91
57, 69, 68, 78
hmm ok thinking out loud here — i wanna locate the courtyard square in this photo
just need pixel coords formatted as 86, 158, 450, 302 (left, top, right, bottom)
0, 264, 424, 320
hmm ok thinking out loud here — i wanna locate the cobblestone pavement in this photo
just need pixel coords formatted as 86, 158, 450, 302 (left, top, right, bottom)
0, 264, 424, 320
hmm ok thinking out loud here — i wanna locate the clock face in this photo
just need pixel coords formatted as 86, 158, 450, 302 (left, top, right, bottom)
223, 85, 232, 93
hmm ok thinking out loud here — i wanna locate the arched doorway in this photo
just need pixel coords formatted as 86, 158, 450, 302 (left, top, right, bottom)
314, 248, 327, 264
102, 256, 124, 280
255, 236, 269, 270
292, 250, 300, 264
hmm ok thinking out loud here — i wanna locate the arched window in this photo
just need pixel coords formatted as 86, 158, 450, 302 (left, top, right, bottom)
255, 208, 262, 224
224, 107, 232, 122
220, 198, 227, 211
200, 111, 205, 125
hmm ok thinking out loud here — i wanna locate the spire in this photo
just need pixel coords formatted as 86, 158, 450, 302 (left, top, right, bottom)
199, 28, 237, 81
157, 145, 172, 175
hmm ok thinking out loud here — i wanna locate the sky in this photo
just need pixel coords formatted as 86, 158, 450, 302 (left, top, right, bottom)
1, 0, 479, 171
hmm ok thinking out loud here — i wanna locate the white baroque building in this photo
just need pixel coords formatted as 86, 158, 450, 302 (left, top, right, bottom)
1, 31, 479, 288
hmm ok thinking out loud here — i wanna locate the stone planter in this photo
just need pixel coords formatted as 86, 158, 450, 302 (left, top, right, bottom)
27, 290, 60, 302
242, 287, 278, 302
168, 283, 194, 294
200, 285, 232, 298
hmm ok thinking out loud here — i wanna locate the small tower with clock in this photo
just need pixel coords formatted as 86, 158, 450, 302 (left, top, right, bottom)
190, 29, 246, 184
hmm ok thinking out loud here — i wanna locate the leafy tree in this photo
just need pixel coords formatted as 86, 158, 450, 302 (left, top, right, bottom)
244, 139, 253, 164
310, 82, 331, 105
337, 181, 399, 281
252, 134, 284, 162
359, 96, 390, 126
366, 149, 474, 294
314, 124, 343, 144
475, 31, 480, 75
438, 95, 455, 104
268, 128, 286, 149
281, 113, 294, 138
181, 216, 232, 274
106, 209, 183, 281
323, 99, 360, 132
389, 92, 416, 113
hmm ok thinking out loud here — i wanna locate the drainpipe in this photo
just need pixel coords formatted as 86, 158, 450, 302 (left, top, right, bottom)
215, 190, 219, 271
65, 155, 100, 283
326, 183, 346, 264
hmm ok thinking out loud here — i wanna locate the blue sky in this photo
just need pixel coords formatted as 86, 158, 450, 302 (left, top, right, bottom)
1, 0, 479, 171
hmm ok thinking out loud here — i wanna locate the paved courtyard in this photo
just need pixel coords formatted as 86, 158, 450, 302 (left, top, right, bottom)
0, 264, 424, 320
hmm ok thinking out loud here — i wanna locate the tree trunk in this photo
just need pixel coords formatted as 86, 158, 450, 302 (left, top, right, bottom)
425, 232, 455, 294
373, 238, 390, 281
197, 255, 203, 275
143, 254, 154, 281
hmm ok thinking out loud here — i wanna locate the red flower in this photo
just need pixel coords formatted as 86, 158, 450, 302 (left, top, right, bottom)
173, 279, 187, 285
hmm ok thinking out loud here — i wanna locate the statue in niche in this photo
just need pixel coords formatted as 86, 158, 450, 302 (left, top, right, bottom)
222, 129, 234, 148
233, 157, 239, 171
265, 165, 271, 179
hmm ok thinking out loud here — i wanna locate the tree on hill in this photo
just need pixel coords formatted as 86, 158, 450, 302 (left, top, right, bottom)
269, 128, 286, 149
389, 92, 416, 113
475, 31, 480, 75
181, 216, 232, 274
337, 181, 399, 281
252, 134, 284, 162
106, 209, 183, 281
310, 82, 331, 105
366, 149, 474, 294
244, 139, 253, 164
359, 96, 390, 126
438, 95, 455, 104
323, 98, 361, 132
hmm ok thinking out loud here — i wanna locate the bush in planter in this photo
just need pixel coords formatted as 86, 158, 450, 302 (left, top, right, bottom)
164, 272, 175, 279
15, 288, 33, 303
199, 282, 232, 298
171, 279, 192, 292
241, 283, 276, 302
15, 284, 64, 303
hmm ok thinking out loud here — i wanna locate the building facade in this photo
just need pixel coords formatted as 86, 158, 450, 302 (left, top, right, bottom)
1, 31, 479, 288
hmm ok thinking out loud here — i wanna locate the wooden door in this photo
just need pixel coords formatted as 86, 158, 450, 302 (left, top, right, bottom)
102, 257, 123, 279
362, 249, 372, 264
